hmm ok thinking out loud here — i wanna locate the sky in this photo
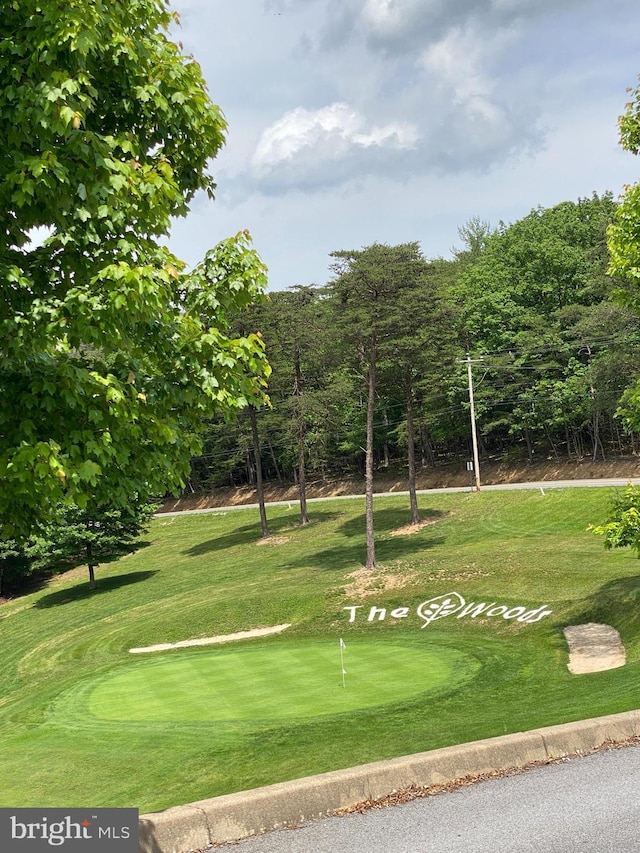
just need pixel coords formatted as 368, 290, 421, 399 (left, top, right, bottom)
167, 0, 640, 292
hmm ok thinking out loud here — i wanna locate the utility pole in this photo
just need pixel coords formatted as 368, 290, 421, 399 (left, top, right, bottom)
461, 353, 483, 492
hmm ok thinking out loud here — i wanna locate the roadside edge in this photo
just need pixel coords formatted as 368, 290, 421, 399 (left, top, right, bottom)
139, 708, 640, 852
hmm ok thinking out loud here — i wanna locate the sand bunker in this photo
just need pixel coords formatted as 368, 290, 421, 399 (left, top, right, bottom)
563, 623, 626, 674
129, 623, 292, 654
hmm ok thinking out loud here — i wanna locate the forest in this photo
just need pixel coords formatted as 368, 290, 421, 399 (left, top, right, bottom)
191, 191, 640, 494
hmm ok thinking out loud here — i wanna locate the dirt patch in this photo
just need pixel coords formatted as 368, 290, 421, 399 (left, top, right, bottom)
160, 457, 640, 515
256, 536, 291, 546
129, 623, 292, 654
343, 566, 420, 600
389, 516, 448, 537
563, 623, 626, 674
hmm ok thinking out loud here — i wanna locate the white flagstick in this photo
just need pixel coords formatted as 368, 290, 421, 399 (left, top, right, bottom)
340, 638, 346, 688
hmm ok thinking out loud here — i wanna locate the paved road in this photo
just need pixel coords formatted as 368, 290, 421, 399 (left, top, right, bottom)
222, 744, 640, 853
158, 477, 640, 517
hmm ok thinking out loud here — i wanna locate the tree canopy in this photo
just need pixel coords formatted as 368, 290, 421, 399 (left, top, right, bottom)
609, 76, 640, 290
607, 76, 640, 436
0, 1, 269, 537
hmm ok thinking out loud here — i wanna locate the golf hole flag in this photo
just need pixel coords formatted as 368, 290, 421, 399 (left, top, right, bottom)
339, 638, 346, 687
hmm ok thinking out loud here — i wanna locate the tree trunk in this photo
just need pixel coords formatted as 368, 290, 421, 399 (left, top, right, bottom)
382, 408, 390, 468
613, 417, 622, 454
572, 427, 583, 460
86, 540, 96, 589
267, 439, 283, 484
249, 405, 270, 538
365, 333, 377, 570
591, 409, 605, 462
294, 344, 309, 525
421, 425, 436, 468
406, 378, 420, 525
524, 428, 533, 464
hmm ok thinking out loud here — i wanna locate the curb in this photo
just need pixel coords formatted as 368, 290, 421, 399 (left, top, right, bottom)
139, 708, 640, 852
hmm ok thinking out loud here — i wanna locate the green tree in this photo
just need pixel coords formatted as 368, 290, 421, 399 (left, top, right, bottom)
251, 287, 329, 525
589, 485, 640, 557
0, 2, 269, 538
29, 499, 158, 589
378, 257, 458, 523
608, 76, 640, 290
455, 193, 621, 461
608, 77, 640, 439
327, 243, 428, 568
0, 499, 156, 594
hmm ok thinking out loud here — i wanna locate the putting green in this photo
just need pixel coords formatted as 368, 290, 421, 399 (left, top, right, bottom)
86, 640, 481, 723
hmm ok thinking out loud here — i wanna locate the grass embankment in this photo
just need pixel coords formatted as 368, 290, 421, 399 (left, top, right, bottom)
1, 488, 640, 813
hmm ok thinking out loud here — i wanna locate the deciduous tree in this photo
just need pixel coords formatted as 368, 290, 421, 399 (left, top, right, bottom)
0, 2, 269, 539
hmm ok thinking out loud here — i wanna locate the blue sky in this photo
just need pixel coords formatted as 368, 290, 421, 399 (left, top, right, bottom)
168, 0, 640, 291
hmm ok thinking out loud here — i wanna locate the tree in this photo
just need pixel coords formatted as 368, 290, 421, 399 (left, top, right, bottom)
378, 257, 458, 523
249, 287, 329, 525
327, 243, 428, 568
608, 77, 640, 439
0, 498, 157, 594
29, 499, 157, 589
454, 193, 622, 460
589, 485, 640, 558
247, 404, 270, 538
452, 216, 494, 266
608, 76, 640, 290
0, 2, 269, 539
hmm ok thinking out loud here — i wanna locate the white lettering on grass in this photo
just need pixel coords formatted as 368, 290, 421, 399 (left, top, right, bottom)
416, 593, 465, 627
344, 592, 552, 628
368, 606, 387, 622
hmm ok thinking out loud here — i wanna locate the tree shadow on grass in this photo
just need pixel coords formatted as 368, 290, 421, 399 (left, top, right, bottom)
33, 570, 159, 608
183, 509, 343, 557
306, 534, 446, 572
299, 506, 447, 571
4, 541, 153, 600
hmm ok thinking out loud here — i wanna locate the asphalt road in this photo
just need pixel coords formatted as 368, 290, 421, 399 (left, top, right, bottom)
222, 744, 640, 853
158, 477, 640, 517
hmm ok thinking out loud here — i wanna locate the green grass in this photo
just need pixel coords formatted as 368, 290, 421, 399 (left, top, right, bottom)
82, 641, 479, 723
2, 487, 640, 813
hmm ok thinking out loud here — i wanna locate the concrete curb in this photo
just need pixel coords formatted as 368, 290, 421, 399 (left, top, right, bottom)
138, 708, 640, 852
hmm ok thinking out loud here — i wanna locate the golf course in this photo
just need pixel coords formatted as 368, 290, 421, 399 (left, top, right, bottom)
2, 487, 640, 814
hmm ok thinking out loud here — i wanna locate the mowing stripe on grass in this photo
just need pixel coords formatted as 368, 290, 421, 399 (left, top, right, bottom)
85, 640, 481, 724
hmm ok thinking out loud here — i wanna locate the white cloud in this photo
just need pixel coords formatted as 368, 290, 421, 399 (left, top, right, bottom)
167, 0, 640, 287
419, 23, 523, 150
251, 102, 418, 174
421, 25, 498, 102
361, 0, 403, 29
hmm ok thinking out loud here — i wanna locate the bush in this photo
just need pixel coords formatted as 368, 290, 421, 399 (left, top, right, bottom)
589, 485, 640, 557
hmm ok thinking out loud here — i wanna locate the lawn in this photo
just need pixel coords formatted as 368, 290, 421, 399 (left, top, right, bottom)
2, 487, 640, 813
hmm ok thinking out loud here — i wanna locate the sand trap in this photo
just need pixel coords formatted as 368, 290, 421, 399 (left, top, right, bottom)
129, 623, 292, 654
563, 623, 626, 674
